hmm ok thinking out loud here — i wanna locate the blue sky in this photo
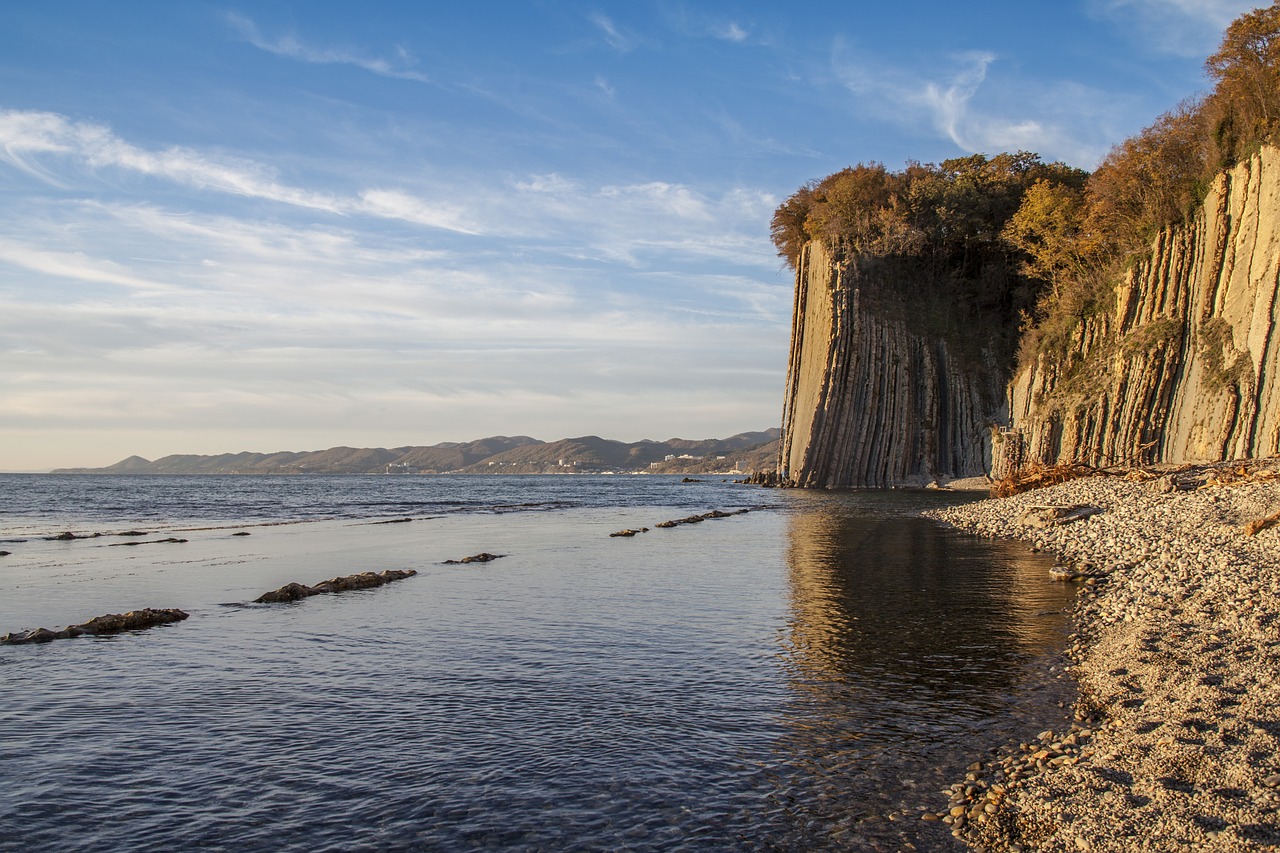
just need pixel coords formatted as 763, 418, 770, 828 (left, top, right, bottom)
0, 1, 1259, 469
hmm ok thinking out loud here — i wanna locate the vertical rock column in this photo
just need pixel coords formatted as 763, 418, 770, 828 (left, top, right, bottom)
779, 243, 1000, 489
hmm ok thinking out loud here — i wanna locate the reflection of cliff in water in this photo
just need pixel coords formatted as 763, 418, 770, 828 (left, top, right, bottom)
764, 492, 1076, 849
784, 493, 1073, 700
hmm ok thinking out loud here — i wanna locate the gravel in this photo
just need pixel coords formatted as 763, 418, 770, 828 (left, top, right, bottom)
922, 463, 1280, 852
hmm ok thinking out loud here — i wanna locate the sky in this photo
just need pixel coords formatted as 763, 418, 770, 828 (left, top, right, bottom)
0, 0, 1262, 470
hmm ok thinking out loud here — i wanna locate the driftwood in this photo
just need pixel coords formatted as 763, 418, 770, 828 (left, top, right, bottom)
254, 569, 417, 603
2, 608, 189, 645
1244, 511, 1280, 537
1018, 505, 1105, 528
991, 463, 1103, 498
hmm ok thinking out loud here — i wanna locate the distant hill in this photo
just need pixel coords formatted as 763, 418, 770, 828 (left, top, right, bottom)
53, 430, 781, 475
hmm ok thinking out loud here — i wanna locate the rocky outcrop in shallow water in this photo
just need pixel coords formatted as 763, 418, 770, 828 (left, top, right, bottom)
107, 537, 188, 547
442, 553, 505, 564
654, 509, 750, 528
254, 569, 417, 603
1, 608, 189, 644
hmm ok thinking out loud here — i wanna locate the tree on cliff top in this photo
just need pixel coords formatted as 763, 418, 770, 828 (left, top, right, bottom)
769, 153, 1083, 272
1205, 1, 1280, 166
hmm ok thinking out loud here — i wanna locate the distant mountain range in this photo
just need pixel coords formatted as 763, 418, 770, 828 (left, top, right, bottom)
53, 430, 781, 475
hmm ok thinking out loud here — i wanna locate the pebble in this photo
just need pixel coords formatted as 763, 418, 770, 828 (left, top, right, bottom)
923, 463, 1280, 849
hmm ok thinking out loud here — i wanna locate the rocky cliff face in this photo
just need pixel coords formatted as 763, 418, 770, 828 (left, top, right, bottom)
996, 146, 1280, 474
779, 242, 1006, 488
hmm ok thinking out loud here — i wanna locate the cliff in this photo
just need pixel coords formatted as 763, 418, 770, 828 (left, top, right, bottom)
996, 146, 1280, 473
779, 241, 1007, 488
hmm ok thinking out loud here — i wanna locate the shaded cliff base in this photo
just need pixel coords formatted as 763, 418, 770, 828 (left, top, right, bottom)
925, 464, 1280, 851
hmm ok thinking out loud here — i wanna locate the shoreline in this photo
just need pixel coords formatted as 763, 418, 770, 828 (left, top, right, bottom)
924, 462, 1280, 851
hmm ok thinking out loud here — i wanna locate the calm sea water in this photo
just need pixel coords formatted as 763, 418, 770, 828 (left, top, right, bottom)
0, 475, 1074, 851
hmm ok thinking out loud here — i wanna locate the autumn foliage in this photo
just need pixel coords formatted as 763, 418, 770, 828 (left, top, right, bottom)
770, 3, 1280, 370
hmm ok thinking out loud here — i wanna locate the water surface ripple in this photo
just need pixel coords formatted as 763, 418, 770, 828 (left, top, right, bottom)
0, 475, 1074, 851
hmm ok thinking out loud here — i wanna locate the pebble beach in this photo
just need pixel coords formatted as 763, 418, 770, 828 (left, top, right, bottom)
925, 462, 1280, 852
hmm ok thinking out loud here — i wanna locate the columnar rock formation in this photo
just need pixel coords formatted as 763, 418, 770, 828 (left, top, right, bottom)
996, 146, 1280, 474
779, 242, 1005, 488
778, 148, 1280, 487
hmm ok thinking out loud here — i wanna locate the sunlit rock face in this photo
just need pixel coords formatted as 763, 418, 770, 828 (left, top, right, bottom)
780, 147, 1280, 487
778, 241, 1006, 489
996, 146, 1280, 474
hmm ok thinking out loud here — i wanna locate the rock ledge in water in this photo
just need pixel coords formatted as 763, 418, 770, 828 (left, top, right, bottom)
107, 537, 188, 547
1, 608, 189, 644
254, 569, 417, 603
655, 508, 750, 528
443, 553, 505, 564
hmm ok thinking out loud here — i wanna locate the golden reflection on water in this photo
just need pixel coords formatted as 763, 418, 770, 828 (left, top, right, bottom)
783, 494, 1073, 687
765, 492, 1078, 847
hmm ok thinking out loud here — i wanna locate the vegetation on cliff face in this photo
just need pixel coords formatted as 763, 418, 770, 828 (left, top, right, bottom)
772, 3, 1280, 373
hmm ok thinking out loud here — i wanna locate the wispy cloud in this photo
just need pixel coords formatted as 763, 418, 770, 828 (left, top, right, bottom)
594, 74, 616, 99
1087, 0, 1260, 57
0, 110, 480, 233
659, 8, 760, 46
913, 51, 997, 147
0, 194, 787, 464
715, 21, 750, 43
832, 43, 1129, 166
589, 12, 634, 52
227, 12, 431, 82
0, 238, 171, 292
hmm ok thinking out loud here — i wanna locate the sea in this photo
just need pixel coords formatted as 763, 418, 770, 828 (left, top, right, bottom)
0, 474, 1076, 852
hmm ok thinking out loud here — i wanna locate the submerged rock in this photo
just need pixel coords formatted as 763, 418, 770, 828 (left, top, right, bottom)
1, 608, 189, 645
443, 553, 505, 564
45, 531, 102, 541
253, 569, 417, 604
656, 508, 751, 528
609, 528, 649, 537
232, 531, 251, 536
107, 537, 189, 547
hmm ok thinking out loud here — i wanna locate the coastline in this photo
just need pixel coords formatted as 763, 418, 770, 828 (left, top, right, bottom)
924, 462, 1280, 851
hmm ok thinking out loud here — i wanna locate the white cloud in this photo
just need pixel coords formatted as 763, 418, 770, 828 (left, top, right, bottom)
589, 12, 633, 52
227, 12, 431, 82
0, 110, 480, 233
717, 22, 750, 43
0, 105, 792, 469
599, 181, 713, 220
0, 110, 781, 274
913, 51, 997, 148
0, 238, 171, 293
356, 189, 480, 234
1088, 0, 1260, 56
832, 44, 1132, 166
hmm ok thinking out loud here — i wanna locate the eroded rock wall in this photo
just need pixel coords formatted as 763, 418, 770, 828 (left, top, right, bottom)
779, 242, 1004, 488
998, 146, 1280, 473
